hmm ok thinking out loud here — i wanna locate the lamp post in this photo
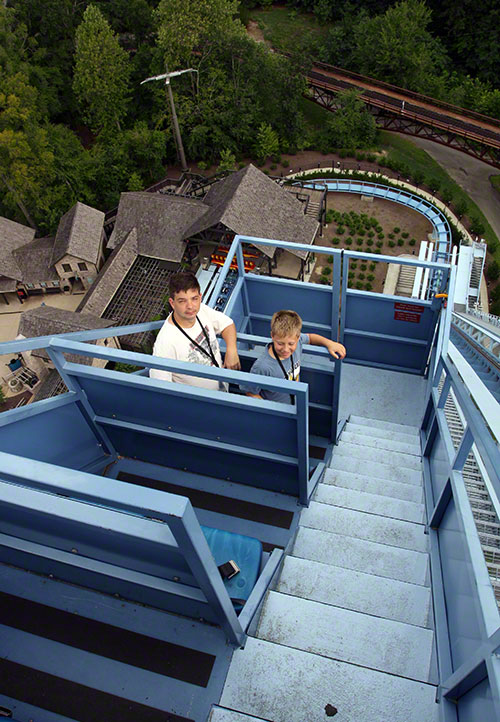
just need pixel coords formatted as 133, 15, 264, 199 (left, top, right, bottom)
140, 67, 198, 173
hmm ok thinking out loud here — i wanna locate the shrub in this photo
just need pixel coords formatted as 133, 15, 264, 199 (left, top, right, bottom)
393, 227, 400, 234
281, 159, 289, 167
454, 199, 468, 218
366, 238, 373, 246
197, 160, 208, 170
319, 277, 329, 284
367, 154, 377, 163
345, 237, 352, 245
322, 266, 332, 275
490, 285, 500, 302
358, 272, 365, 280
365, 283, 373, 291
376, 241, 383, 248
332, 237, 340, 244
370, 218, 378, 227
348, 271, 355, 279
351, 262, 358, 269
367, 231, 375, 238
356, 238, 363, 246
388, 240, 396, 248
356, 281, 363, 290
270, 164, 277, 170
402, 232, 409, 239
428, 177, 441, 193
491, 300, 500, 316
487, 261, 500, 281
388, 232, 395, 239
325, 210, 335, 224
470, 216, 485, 236
369, 262, 376, 271
376, 225, 383, 233
409, 238, 416, 246
337, 226, 345, 234
358, 228, 366, 236
360, 263, 367, 271
378, 232, 384, 240
367, 274, 375, 282
374, 248, 382, 254
327, 255, 333, 263
397, 238, 404, 246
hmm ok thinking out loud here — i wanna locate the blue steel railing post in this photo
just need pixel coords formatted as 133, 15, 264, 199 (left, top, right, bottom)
235, 238, 252, 331
209, 235, 241, 304
330, 250, 342, 443
168, 504, 245, 647
296, 386, 310, 505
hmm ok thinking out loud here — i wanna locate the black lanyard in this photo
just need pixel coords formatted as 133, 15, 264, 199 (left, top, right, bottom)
272, 344, 295, 405
172, 315, 220, 368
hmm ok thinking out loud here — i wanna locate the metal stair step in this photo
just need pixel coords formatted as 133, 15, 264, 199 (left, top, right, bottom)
300, 502, 429, 553
314, 483, 425, 523
210, 708, 269, 722
323, 468, 423, 503
277, 555, 432, 627
335, 441, 422, 471
329, 454, 422, 486
292, 526, 429, 585
341, 430, 421, 456
256, 592, 434, 683
219, 637, 439, 722
345, 422, 422, 448
348, 415, 420, 437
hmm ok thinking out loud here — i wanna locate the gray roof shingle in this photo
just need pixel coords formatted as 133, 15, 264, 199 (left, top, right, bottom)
51, 202, 105, 266
186, 164, 319, 258
0, 216, 36, 281
12, 236, 59, 284
107, 192, 207, 261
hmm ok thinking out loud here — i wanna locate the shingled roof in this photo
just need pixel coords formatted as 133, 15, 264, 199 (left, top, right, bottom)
107, 193, 207, 261
77, 228, 138, 317
185, 164, 319, 258
18, 306, 116, 364
51, 202, 105, 266
12, 236, 59, 284
0, 216, 36, 282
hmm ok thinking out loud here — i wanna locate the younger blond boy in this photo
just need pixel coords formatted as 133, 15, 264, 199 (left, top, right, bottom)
239, 310, 346, 404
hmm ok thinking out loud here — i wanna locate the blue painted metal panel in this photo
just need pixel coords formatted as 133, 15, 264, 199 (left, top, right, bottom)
0, 401, 109, 470
428, 425, 450, 503
344, 293, 434, 341
456, 675, 497, 721
245, 276, 333, 328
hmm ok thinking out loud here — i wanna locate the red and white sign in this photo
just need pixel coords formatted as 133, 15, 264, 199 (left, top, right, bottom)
394, 302, 425, 313
394, 310, 421, 323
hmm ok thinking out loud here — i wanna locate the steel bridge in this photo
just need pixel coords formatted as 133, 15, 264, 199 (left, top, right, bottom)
306, 61, 500, 169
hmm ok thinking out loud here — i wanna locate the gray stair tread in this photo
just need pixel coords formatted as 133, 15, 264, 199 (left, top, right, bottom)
346, 422, 422, 446
341, 430, 421, 456
323, 468, 423, 503
314, 483, 425, 523
292, 526, 429, 585
300, 501, 429, 553
220, 638, 438, 722
210, 708, 269, 722
329, 454, 422, 486
277, 556, 432, 627
336, 441, 422, 471
256, 592, 434, 682
349, 415, 420, 437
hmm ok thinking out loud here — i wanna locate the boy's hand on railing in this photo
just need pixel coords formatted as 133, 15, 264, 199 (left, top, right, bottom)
326, 341, 346, 359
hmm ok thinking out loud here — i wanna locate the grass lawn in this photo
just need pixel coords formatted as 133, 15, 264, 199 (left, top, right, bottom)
249, 6, 328, 51
491, 175, 500, 194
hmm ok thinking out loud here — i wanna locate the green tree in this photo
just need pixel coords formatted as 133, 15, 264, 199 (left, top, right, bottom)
352, 0, 448, 93
73, 5, 130, 134
487, 261, 500, 282
322, 90, 377, 150
155, 0, 244, 69
254, 123, 280, 164
217, 149, 237, 173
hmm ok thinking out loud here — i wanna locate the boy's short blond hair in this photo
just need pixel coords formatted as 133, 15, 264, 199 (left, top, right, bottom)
271, 310, 302, 338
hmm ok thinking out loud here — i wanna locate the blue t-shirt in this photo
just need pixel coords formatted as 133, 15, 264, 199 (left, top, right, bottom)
239, 333, 310, 404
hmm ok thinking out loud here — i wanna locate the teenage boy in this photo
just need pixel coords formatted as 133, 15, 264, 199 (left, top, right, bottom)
240, 309, 346, 404
150, 272, 240, 390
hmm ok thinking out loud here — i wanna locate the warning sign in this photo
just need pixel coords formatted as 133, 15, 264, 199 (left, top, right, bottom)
395, 310, 421, 323
394, 302, 425, 313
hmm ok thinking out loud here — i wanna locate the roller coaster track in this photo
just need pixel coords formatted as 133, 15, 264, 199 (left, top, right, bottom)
306, 61, 500, 168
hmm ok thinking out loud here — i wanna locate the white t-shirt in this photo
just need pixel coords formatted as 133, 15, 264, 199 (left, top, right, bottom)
150, 303, 233, 390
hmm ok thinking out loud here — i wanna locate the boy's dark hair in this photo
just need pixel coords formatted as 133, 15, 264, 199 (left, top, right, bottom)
169, 272, 200, 299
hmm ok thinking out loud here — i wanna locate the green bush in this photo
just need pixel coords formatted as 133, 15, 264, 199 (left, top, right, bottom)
365, 282, 373, 291
358, 272, 365, 280
356, 238, 363, 246
367, 154, 377, 163
388, 240, 396, 248
393, 227, 400, 234
397, 238, 404, 246
402, 232, 409, 239
454, 199, 468, 218
487, 261, 500, 281
388, 232, 395, 239
356, 281, 363, 290
374, 248, 382, 254
332, 237, 340, 244
318, 277, 329, 285
337, 226, 345, 234
367, 274, 375, 282
281, 159, 289, 167
470, 216, 485, 236
376, 241, 383, 248
441, 187, 454, 205
345, 237, 352, 245
491, 300, 500, 316
322, 266, 332, 276
490, 285, 500, 303
327, 255, 333, 263
367, 231, 375, 238
351, 262, 358, 269
358, 228, 366, 236
378, 232, 384, 240
376, 225, 383, 233
270, 164, 277, 170
348, 271, 355, 279
370, 218, 378, 227
366, 238, 373, 246
360, 263, 367, 271
409, 238, 416, 246
325, 210, 335, 224
369, 262, 376, 271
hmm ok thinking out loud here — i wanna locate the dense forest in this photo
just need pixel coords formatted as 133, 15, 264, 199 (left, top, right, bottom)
1, 0, 499, 235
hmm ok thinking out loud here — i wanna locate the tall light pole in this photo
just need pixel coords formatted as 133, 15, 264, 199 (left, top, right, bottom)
141, 67, 198, 174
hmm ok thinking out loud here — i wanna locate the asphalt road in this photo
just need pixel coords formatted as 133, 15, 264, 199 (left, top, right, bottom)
394, 134, 500, 240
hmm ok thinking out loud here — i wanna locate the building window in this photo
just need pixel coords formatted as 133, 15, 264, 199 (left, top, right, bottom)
78, 262, 88, 271
52, 280, 59, 287
26, 283, 34, 289
62, 263, 71, 272
40, 282, 47, 288
87, 277, 94, 284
